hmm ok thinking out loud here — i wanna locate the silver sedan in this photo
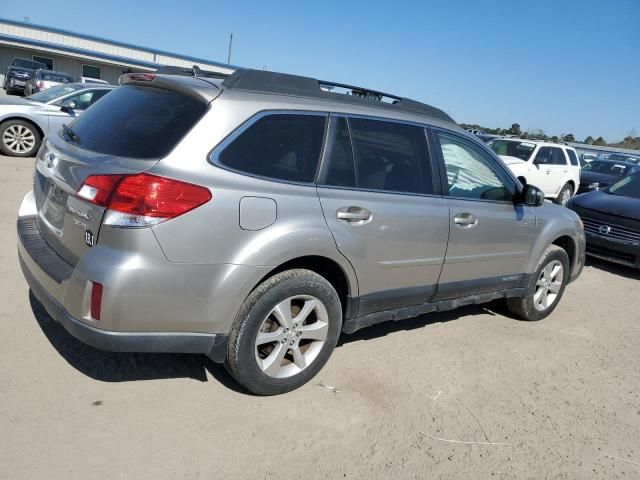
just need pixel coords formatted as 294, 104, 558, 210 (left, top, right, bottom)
0, 83, 115, 157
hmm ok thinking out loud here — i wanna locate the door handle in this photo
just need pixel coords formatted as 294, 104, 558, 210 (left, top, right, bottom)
337, 207, 372, 224
453, 213, 478, 228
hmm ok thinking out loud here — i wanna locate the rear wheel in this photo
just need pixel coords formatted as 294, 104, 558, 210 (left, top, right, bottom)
555, 183, 573, 206
225, 269, 342, 395
507, 245, 570, 321
0, 119, 41, 157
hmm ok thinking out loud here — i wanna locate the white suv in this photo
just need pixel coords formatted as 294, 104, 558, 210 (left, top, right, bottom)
488, 138, 581, 205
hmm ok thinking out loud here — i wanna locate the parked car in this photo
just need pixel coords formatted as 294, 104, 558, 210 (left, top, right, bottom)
2, 58, 47, 95
607, 153, 640, 164
17, 70, 585, 395
0, 83, 115, 157
569, 172, 640, 269
77, 77, 110, 85
24, 69, 75, 96
577, 159, 640, 194
487, 138, 581, 205
579, 153, 598, 166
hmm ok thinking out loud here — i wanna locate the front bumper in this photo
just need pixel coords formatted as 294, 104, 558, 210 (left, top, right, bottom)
584, 231, 640, 269
570, 230, 587, 282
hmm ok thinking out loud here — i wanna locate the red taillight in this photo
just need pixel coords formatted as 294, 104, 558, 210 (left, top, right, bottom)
91, 282, 103, 320
78, 173, 212, 227
108, 174, 212, 218
127, 73, 156, 82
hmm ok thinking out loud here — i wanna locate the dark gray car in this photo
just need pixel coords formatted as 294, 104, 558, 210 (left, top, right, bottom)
17, 70, 586, 395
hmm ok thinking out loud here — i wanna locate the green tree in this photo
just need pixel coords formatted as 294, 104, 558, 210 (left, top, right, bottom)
508, 123, 521, 136
593, 136, 606, 146
563, 133, 575, 142
551, 136, 559, 143
584, 136, 594, 144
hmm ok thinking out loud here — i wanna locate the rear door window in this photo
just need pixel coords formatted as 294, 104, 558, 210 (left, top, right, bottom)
348, 117, 431, 194
217, 113, 327, 183
566, 149, 579, 166
64, 85, 207, 159
549, 147, 567, 165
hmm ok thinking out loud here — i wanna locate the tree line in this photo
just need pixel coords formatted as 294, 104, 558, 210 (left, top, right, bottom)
460, 123, 640, 151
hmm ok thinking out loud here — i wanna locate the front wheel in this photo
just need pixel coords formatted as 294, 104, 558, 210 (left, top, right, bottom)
0, 120, 42, 157
225, 269, 342, 395
507, 245, 570, 321
555, 184, 573, 206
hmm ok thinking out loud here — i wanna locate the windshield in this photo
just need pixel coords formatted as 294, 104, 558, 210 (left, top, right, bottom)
12, 58, 45, 70
582, 161, 630, 177
487, 140, 536, 161
608, 173, 640, 199
27, 84, 83, 103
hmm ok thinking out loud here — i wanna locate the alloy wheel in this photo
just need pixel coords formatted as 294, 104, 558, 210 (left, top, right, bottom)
2, 124, 36, 154
533, 260, 564, 311
255, 295, 329, 378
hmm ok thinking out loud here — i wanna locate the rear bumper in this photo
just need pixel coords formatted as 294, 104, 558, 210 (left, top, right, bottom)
20, 253, 228, 361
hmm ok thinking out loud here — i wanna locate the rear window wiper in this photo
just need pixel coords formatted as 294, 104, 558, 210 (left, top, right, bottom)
62, 124, 80, 144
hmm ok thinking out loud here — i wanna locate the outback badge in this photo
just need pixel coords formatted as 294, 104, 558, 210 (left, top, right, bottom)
84, 230, 95, 247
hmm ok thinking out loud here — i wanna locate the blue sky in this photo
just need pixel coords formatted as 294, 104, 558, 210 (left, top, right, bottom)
2, 0, 638, 141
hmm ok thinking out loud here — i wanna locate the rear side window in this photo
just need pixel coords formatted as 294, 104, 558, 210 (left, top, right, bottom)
218, 113, 326, 183
566, 149, 579, 166
66, 85, 207, 159
348, 118, 431, 194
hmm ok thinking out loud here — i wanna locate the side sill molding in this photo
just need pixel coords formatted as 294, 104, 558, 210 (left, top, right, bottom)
342, 288, 526, 334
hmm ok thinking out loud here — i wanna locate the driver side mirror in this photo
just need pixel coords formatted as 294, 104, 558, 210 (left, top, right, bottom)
519, 184, 545, 207
60, 99, 77, 113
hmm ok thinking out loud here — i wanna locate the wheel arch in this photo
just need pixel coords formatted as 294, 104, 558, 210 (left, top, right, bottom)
252, 255, 357, 316
0, 116, 45, 140
551, 235, 576, 273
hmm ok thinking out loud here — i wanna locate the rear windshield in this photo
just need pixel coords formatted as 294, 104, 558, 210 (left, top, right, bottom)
65, 85, 207, 159
40, 71, 73, 82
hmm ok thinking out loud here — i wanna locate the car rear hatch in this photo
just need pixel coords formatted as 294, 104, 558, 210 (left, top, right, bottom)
33, 74, 220, 266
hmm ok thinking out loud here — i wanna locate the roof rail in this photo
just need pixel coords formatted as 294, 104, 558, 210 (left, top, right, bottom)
155, 65, 230, 80
221, 70, 454, 123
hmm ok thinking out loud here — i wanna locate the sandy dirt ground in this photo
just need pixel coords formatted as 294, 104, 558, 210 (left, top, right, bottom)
1, 154, 639, 479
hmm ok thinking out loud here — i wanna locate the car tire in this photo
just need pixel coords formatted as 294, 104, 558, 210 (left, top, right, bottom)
507, 245, 570, 321
225, 269, 343, 395
0, 119, 42, 157
555, 184, 573, 206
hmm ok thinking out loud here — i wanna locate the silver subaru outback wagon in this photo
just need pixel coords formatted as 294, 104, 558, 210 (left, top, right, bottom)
17, 69, 586, 395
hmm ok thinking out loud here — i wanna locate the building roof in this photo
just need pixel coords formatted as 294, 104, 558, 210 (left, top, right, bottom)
0, 17, 238, 73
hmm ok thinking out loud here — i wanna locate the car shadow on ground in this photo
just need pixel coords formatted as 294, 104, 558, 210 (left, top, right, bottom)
28, 291, 246, 392
29, 289, 510, 392
584, 257, 640, 280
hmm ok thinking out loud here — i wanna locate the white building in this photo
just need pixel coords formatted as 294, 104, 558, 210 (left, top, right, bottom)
0, 17, 235, 86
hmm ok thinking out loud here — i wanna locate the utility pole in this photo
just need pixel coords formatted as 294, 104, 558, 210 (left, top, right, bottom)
227, 31, 233, 64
